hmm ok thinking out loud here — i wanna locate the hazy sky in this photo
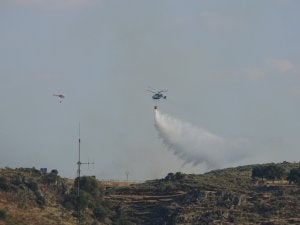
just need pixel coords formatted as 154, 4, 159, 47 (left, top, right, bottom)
1, 0, 300, 180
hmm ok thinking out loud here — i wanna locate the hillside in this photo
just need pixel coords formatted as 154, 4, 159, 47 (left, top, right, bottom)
0, 162, 299, 225
0, 168, 77, 225
106, 162, 300, 225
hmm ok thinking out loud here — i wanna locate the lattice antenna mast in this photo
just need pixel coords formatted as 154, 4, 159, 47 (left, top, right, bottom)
77, 123, 81, 197
77, 123, 81, 225
76, 123, 94, 224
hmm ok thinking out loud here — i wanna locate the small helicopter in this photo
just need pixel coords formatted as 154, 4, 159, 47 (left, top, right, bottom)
53, 94, 65, 103
147, 87, 167, 100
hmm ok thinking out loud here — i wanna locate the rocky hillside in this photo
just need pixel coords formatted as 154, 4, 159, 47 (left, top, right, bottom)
0, 167, 76, 225
0, 162, 299, 225
106, 162, 300, 225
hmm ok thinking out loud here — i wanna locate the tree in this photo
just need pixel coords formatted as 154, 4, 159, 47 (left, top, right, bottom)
61, 176, 111, 222
74, 176, 103, 196
263, 164, 284, 181
50, 169, 58, 176
0, 176, 9, 191
252, 166, 264, 180
93, 203, 109, 221
43, 173, 58, 185
26, 178, 39, 192
252, 164, 285, 182
287, 168, 300, 184
165, 173, 175, 181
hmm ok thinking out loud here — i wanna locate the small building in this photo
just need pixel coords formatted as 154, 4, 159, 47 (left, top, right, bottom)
40, 168, 47, 174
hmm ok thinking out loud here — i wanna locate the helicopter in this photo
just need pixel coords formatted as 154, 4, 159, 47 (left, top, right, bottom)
53, 94, 65, 103
147, 87, 167, 100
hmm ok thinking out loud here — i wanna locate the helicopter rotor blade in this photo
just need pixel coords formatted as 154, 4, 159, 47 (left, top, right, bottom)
158, 89, 167, 93
147, 90, 156, 94
147, 86, 157, 92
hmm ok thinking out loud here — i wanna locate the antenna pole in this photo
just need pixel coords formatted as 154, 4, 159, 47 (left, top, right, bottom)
125, 170, 130, 181
76, 123, 94, 224
78, 122, 81, 196
77, 123, 81, 224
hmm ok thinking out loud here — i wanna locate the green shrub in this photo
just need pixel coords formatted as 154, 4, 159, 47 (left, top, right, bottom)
50, 169, 59, 176
36, 192, 46, 207
11, 176, 23, 186
0, 176, 10, 191
93, 204, 109, 221
61, 177, 112, 223
0, 209, 6, 220
26, 178, 38, 192
43, 173, 58, 185
287, 168, 300, 184
75, 176, 103, 196
252, 164, 284, 181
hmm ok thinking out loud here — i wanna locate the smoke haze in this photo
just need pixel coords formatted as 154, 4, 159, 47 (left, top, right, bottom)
1, 1, 299, 180
155, 109, 245, 170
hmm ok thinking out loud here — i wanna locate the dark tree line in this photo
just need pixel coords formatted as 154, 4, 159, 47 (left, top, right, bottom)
252, 164, 300, 184
252, 164, 285, 181
287, 168, 300, 184
61, 176, 129, 224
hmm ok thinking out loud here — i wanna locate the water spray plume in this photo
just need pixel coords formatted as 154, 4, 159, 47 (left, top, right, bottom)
154, 110, 243, 170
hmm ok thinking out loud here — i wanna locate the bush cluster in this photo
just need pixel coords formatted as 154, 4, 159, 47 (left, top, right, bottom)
251, 164, 285, 181
0, 168, 54, 207
0, 176, 10, 191
61, 176, 111, 223
0, 209, 6, 220
252, 164, 300, 185
287, 168, 300, 184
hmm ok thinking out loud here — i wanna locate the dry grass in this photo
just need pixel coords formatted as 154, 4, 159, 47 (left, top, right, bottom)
0, 192, 75, 225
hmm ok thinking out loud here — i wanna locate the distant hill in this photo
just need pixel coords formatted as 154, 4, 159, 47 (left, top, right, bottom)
0, 162, 299, 225
0, 167, 76, 225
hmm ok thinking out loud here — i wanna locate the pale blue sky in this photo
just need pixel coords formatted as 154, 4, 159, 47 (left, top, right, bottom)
1, 0, 300, 180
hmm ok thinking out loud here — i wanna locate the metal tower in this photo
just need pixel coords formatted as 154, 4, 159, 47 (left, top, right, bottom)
76, 123, 94, 224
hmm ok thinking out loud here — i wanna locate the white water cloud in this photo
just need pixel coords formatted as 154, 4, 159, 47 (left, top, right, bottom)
243, 58, 296, 79
268, 59, 294, 73
154, 110, 246, 170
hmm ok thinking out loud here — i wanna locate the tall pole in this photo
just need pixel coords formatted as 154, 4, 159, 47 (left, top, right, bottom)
125, 170, 130, 181
77, 123, 81, 197
76, 123, 94, 225
77, 122, 81, 224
